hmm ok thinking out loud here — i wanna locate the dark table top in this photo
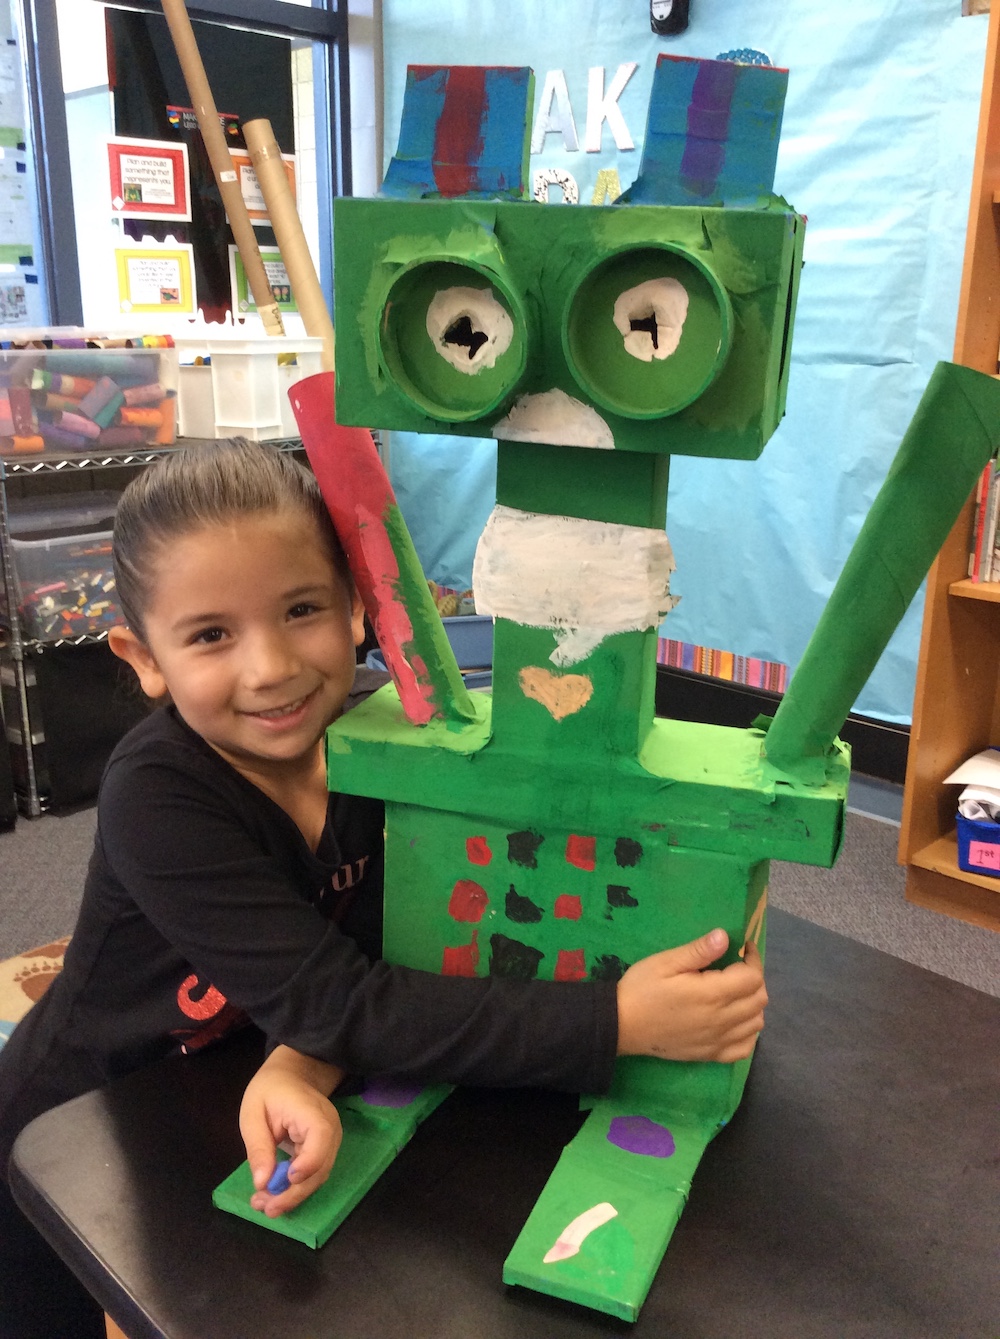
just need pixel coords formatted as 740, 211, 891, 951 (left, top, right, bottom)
11, 908, 1000, 1339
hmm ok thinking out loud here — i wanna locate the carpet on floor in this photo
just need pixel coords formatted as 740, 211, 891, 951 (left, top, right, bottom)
0, 937, 69, 1046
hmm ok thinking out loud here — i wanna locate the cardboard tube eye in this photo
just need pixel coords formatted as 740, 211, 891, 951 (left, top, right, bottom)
378, 259, 527, 422
426, 286, 514, 374
563, 244, 732, 419
613, 278, 690, 363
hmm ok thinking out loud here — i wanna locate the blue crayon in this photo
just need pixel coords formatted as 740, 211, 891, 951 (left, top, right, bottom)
266, 1159, 292, 1195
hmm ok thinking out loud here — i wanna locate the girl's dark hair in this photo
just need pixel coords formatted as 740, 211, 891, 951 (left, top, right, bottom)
113, 437, 348, 639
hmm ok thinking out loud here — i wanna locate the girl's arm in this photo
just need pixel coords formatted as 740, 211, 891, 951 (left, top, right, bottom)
242, 930, 766, 1215
103, 742, 618, 1095
239, 1045, 345, 1218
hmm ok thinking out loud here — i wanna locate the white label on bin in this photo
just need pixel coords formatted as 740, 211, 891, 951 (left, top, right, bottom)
968, 840, 1000, 871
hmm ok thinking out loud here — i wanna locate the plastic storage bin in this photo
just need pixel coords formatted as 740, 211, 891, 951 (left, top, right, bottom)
3, 491, 122, 641
8, 531, 119, 641
365, 614, 493, 689
440, 614, 492, 668
0, 333, 178, 457
175, 335, 324, 441
5, 490, 121, 540
956, 813, 1000, 877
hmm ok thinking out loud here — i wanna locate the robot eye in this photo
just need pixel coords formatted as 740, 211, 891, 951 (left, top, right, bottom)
563, 246, 732, 419
427, 286, 514, 374
613, 278, 689, 363
379, 261, 527, 421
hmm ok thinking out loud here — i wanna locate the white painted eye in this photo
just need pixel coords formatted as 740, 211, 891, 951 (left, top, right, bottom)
612, 277, 689, 362
426, 286, 514, 375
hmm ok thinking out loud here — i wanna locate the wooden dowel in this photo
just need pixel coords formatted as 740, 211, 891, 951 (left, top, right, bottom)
243, 118, 335, 370
159, 0, 284, 335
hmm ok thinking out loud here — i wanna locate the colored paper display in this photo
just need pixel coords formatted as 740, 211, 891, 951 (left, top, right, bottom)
228, 245, 297, 313
227, 147, 296, 226
107, 137, 192, 221
115, 243, 197, 315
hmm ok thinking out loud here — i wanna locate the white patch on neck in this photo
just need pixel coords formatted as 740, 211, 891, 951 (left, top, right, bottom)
426, 286, 513, 374
492, 388, 615, 449
613, 277, 689, 362
473, 504, 679, 667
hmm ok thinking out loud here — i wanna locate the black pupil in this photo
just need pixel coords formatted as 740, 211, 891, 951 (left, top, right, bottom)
629, 314, 659, 349
444, 315, 489, 359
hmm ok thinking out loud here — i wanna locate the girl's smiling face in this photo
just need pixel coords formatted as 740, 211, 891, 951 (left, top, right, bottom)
111, 506, 365, 785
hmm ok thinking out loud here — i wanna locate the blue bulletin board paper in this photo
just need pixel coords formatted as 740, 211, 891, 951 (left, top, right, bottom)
381, 1, 987, 725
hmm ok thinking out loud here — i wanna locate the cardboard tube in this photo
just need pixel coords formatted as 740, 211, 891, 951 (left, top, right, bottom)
159, 0, 284, 336
290, 371, 478, 726
244, 119, 335, 371
764, 361, 1000, 783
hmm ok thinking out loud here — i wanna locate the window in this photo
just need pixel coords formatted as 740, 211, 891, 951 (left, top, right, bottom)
25, 0, 352, 326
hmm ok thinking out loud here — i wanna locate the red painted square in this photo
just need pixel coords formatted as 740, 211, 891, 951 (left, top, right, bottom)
466, 835, 493, 865
448, 879, 489, 922
565, 834, 597, 870
554, 894, 583, 920
555, 949, 587, 981
442, 936, 479, 976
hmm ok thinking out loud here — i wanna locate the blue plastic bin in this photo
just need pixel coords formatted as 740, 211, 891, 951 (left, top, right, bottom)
956, 813, 1000, 877
365, 613, 493, 689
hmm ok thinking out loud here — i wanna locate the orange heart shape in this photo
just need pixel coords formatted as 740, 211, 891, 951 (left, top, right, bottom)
518, 666, 594, 721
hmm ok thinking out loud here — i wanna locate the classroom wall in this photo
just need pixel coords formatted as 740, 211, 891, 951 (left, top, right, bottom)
379, 0, 987, 725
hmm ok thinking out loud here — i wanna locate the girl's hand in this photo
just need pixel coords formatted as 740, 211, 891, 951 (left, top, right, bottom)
616, 930, 768, 1063
239, 1045, 345, 1217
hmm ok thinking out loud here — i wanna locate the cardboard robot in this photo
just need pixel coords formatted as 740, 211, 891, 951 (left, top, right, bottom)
217, 55, 1000, 1320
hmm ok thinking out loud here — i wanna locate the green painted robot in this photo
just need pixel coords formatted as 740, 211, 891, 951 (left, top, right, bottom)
286, 56, 1000, 1319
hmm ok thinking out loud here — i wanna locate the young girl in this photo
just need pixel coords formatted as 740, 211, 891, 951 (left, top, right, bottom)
0, 439, 767, 1338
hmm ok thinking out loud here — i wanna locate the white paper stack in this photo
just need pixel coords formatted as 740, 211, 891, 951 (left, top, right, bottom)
944, 747, 1000, 820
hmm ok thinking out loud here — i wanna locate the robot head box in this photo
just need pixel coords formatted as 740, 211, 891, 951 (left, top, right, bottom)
333, 54, 803, 461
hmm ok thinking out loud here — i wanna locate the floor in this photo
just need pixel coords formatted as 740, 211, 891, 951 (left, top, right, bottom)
847, 772, 903, 825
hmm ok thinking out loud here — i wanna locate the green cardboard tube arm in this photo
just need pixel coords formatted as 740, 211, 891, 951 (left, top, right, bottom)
764, 361, 1000, 782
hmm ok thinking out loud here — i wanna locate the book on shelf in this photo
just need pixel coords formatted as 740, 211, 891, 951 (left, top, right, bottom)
969, 457, 1000, 581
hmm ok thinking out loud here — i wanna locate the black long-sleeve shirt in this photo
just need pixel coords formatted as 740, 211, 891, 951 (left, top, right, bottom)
0, 672, 618, 1174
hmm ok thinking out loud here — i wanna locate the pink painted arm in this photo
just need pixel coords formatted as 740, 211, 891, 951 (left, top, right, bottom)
288, 373, 476, 726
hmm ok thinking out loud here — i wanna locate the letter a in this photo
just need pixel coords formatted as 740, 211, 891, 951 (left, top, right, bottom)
591, 168, 623, 205
531, 70, 580, 154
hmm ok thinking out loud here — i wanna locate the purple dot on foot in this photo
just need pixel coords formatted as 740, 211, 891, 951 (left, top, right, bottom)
361, 1079, 424, 1109
607, 1115, 675, 1157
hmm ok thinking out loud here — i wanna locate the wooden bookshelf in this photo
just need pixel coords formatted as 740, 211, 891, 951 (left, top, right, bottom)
898, 1, 1000, 933
949, 577, 1000, 602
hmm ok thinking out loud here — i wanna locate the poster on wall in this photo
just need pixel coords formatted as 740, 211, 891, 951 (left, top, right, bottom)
0, 24, 43, 326
107, 137, 192, 221
114, 241, 197, 315
228, 244, 297, 313
0, 246, 28, 324
227, 148, 296, 226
